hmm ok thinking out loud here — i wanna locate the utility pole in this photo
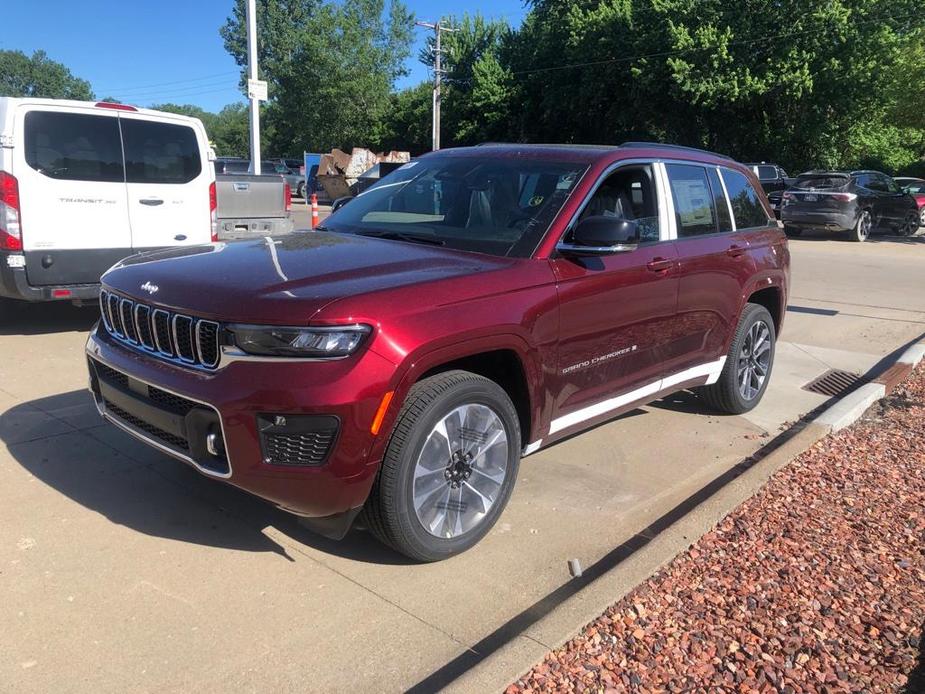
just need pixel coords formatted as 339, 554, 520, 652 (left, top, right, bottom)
415, 19, 455, 151
245, 0, 264, 174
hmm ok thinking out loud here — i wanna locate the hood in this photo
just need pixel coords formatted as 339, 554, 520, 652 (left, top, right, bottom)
101, 232, 514, 323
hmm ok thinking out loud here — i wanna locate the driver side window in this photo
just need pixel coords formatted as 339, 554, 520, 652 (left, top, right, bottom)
578, 165, 661, 243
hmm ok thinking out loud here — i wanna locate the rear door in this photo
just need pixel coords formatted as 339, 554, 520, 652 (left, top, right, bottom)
120, 114, 211, 249
667, 164, 768, 380
15, 106, 131, 285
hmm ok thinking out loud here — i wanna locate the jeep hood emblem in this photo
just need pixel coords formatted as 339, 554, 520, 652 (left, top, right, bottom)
140, 281, 159, 295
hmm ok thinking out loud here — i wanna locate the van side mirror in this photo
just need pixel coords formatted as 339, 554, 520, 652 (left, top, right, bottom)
558, 216, 640, 256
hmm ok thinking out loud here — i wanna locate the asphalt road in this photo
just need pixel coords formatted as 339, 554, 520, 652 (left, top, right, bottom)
1, 232, 923, 693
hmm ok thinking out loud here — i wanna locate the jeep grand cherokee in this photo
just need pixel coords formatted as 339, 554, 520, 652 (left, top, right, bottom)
86, 142, 790, 561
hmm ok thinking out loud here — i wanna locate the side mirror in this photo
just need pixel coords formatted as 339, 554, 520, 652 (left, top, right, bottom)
331, 196, 353, 213
558, 216, 640, 256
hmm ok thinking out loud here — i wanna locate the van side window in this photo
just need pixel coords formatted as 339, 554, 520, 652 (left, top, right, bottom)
121, 120, 202, 184
721, 169, 769, 229
579, 165, 661, 243
665, 164, 716, 237
24, 111, 124, 183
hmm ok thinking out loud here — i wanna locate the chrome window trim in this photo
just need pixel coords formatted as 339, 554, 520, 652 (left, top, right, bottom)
716, 166, 737, 232
86, 342, 233, 480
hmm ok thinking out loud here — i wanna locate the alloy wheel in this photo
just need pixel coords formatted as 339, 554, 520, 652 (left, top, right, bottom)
919, 208, 925, 228
858, 211, 871, 240
412, 404, 510, 539
737, 320, 772, 401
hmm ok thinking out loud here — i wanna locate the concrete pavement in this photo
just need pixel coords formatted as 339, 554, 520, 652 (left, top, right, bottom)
1, 233, 923, 693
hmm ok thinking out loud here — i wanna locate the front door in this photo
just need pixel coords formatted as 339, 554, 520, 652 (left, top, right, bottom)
119, 114, 211, 250
549, 163, 679, 436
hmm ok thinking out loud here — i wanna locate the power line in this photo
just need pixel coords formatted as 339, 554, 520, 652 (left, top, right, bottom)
107, 78, 242, 102
95, 70, 239, 94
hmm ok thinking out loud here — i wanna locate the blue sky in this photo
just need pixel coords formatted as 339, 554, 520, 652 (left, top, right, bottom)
3, 0, 528, 112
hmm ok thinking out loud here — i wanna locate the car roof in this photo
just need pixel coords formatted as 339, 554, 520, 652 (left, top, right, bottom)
429, 141, 737, 167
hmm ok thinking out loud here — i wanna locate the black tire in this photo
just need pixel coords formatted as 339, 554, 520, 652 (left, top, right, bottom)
296, 182, 305, 199
362, 370, 521, 562
698, 303, 776, 414
848, 209, 871, 242
783, 225, 802, 237
899, 211, 919, 237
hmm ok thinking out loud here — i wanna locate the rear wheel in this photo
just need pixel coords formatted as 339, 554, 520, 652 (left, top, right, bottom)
783, 225, 802, 237
363, 370, 521, 562
848, 209, 871, 242
919, 207, 925, 229
899, 211, 919, 237
296, 181, 305, 199
698, 303, 776, 414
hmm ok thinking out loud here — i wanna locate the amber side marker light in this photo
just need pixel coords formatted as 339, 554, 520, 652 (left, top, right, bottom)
371, 391, 395, 435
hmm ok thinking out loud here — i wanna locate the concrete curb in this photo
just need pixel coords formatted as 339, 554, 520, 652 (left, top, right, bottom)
448, 337, 925, 693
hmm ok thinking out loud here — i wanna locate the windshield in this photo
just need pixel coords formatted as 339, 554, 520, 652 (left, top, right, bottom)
795, 175, 849, 190
320, 154, 588, 258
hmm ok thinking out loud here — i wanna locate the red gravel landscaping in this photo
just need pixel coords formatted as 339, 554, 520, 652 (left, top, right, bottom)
509, 364, 925, 693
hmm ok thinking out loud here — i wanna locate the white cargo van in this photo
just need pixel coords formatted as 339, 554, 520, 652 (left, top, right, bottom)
0, 98, 216, 303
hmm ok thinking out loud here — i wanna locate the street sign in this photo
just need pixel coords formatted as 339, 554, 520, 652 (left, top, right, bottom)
247, 79, 268, 101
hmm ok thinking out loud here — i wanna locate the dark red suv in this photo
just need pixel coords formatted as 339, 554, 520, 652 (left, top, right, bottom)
86, 143, 790, 561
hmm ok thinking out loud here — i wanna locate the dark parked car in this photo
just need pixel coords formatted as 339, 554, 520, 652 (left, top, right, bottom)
781, 170, 920, 241
894, 177, 925, 229
746, 163, 793, 219
86, 142, 789, 561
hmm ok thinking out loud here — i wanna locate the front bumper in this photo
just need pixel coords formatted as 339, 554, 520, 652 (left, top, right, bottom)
85, 325, 397, 519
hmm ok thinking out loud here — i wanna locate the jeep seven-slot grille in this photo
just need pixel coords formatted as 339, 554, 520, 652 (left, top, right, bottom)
99, 289, 221, 369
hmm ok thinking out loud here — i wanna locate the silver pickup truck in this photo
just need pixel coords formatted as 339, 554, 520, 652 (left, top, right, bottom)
215, 171, 294, 239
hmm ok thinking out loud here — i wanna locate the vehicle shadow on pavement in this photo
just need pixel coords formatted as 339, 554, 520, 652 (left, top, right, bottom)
0, 299, 98, 336
1, 392, 412, 565
791, 230, 925, 245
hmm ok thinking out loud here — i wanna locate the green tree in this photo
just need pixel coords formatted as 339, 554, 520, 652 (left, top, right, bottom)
0, 49, 93, 100
221, 0, 413, 154
151, 102, 252, 157
378, 82, 432, 153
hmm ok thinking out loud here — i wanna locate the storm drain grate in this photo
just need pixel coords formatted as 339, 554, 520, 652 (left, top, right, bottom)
802, 369, 862, 397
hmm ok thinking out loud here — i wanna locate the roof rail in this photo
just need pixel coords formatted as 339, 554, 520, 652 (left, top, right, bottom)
618, 141, 734, 161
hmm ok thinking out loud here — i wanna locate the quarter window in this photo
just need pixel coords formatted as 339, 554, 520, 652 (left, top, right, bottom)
666, 164, 716, 238
121, 120, 201, 184
24, 111, 124, 183
721, 169, 769, 229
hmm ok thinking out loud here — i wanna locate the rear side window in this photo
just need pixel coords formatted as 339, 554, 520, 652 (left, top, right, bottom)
121, 120, 201, 184
721, 169, 768, 229
24, 111, 124, 183
706, 169, 733, 232
666, 164, 716, 237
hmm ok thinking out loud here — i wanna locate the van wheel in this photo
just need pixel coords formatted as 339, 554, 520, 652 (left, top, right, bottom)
363, 370, 521, 562
698, 303, 776, 414
848, 210, 871, 242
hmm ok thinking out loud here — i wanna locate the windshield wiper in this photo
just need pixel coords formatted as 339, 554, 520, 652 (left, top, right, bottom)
356, 230, 445, 246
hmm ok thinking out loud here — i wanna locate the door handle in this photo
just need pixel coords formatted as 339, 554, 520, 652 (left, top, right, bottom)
726, 244, 746, 258
139, 198, 164, 206
646, 257, 673, 273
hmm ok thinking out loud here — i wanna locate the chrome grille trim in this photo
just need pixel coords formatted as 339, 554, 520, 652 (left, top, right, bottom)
98, 289, 220, 371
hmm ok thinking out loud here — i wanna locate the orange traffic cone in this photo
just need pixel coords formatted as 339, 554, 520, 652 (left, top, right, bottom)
311, 193, 319, 229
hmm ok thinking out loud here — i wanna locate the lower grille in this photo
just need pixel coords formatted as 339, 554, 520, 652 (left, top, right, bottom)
103, 399, 190, 451
263, 430, 337, 467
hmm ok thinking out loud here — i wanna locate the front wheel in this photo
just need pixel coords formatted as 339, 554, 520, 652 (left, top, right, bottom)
698, 303, 776, 414
363, 370, 521, 562
848, 209, 871, 242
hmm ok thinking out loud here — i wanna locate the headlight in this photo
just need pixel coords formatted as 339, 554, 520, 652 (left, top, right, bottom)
226, 324, 371, 358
